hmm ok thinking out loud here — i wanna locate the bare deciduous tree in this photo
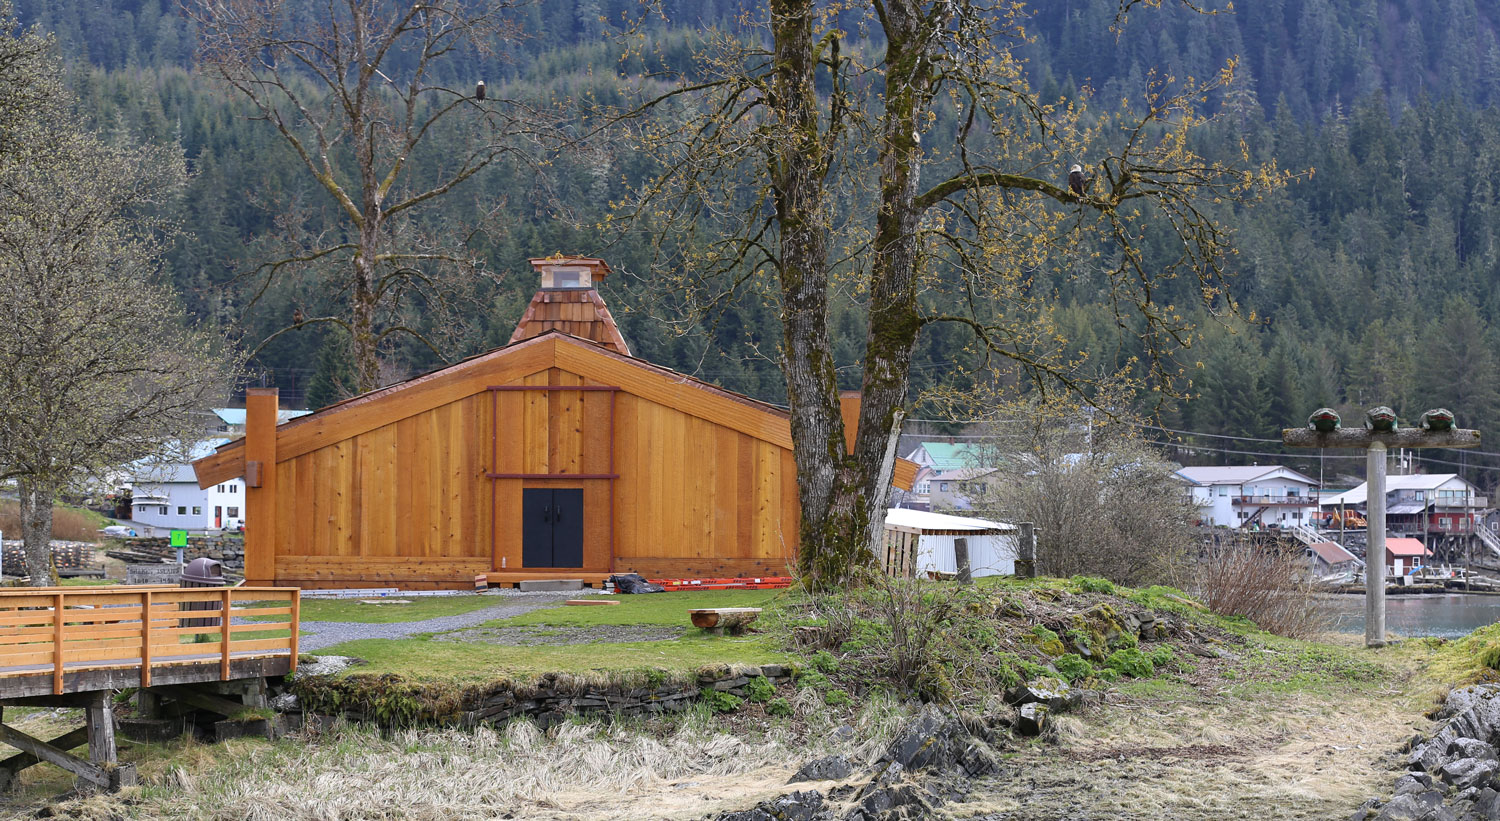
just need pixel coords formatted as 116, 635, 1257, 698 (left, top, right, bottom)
0, 68, 233, 585
978, 400, 1196, 586
614, 0, 1290, 587
186, 0, 542, 391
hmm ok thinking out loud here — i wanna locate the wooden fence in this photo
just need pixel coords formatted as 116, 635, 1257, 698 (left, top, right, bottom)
882, 524, 920, 578
0, 586, 299, 694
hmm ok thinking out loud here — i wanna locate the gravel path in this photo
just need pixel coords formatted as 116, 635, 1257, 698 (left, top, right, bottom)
296, 590, 599, 652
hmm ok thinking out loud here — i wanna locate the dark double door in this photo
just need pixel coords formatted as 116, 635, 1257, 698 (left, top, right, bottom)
522, 488, 584, 568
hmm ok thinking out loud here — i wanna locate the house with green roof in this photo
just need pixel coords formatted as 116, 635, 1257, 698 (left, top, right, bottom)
903, 441, 999, 512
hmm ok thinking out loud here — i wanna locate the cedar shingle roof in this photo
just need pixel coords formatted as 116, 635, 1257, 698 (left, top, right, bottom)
508, 288, 630, 355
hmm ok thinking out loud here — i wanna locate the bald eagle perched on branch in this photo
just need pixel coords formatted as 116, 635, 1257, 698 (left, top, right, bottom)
475, 80, 486, 100
1068, 164, 1088, 197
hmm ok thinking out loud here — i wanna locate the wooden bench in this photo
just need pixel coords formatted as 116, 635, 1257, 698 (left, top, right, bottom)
689, 607, 762, 636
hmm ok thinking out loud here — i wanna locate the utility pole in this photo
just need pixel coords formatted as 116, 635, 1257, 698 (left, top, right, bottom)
1283, 410, 1479, 648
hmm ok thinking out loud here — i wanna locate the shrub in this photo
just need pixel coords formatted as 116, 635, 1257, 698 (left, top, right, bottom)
1190, 542, 1328, 638
1054, 653, 1094, 681
810, 650, 840, 674
1070, 576, 1115, 595
1147, 645, 1177, 671
796, 670, 830, 690
700, 688, 744, 713
766, 697, 793, 717
1106, 648, 1154, 678
743, 675, 775, 703
824, 689, 851, 707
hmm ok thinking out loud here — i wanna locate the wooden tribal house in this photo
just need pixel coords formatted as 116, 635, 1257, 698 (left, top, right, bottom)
193, 256, 918, 588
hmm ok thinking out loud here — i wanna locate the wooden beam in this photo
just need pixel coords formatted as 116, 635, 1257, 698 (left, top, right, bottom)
244, 389, 279, 582
0, 719, 109, 788
1281, 428, 1481, 450
0, 725, 88, 787
146, 684, 248, 718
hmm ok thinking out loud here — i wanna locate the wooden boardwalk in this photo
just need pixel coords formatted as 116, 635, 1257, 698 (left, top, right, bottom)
0, 585, 300, 791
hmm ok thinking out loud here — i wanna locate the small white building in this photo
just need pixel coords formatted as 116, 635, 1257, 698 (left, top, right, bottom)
209, 407, 312, 437
130, 440, 245, 533
884, 508, 1018, 577
1176, 465, 1320, 529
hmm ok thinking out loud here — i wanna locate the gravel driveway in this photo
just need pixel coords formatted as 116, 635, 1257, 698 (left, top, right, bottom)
296, 590, 599, 652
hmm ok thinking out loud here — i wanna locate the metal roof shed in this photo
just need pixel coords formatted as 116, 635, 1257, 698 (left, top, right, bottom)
884, 509, 1019, 578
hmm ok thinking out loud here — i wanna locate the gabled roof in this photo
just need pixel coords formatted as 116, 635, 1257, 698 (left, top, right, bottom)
212, 408, 312, 426
1309, 541, 1358, 565
1385, 537, 1431, 557
192, 332, 918, 491
133, 439, 234, 485
1320, 474, 1475, 507
1175, 465, 1319, 487
906, 442, 991, 470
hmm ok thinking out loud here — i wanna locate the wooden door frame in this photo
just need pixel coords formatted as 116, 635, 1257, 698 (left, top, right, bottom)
486, 384, 620, 573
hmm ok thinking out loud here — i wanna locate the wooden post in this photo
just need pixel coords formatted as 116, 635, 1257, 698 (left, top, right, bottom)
140, 589, 152, 688
244, 388, 279, 584
1016, 522, 1036, 578
288, 590, 300, 672
52, 593, 64, 695
220, 587, 233, 680
1367, 442, 1387, 648
954, 537, 972, 584
1282, 421, 1479, 650
84, 691, 115, 767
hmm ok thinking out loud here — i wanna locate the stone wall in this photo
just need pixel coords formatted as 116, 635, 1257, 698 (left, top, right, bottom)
286, 662, 793, 731
106, 535, 245, 574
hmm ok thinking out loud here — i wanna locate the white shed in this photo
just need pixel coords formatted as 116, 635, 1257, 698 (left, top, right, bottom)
884, 508, 1018, 578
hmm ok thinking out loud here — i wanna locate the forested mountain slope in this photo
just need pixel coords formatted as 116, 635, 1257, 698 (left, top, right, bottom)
13, 0, 1500, 483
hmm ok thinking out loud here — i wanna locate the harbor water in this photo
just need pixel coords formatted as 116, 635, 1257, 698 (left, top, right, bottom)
1325, 592, 1500, 639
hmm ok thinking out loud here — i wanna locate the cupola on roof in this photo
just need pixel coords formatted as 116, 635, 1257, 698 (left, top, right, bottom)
509, 255, 630, 355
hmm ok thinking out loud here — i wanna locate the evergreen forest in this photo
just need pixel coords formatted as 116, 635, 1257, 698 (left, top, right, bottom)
17, 0, 1500, 486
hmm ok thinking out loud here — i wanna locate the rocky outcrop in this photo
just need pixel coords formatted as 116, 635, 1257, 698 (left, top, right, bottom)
1354, 684, 1500, 820
709, 692, 1104, 821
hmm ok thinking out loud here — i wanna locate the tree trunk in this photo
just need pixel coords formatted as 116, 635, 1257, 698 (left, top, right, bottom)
801, 1, 932, 585
17, 477, 56, 587
764, 0, 851, 588
351, 250, 380, 394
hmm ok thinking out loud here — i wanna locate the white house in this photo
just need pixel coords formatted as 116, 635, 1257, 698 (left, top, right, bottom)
130, 440, 246, 533
1320, 473, 1484, 538
885, 508, 1018, 577
1175, 465, 1320, 529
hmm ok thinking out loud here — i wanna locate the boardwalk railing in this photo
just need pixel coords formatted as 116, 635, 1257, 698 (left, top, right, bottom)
0, 586, 300, 694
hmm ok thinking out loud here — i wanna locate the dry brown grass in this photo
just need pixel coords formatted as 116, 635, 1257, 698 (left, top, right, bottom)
0, 500, 103, 543
1192, 541, 1328, 638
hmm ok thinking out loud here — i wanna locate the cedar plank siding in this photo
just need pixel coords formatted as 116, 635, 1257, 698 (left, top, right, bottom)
198, 334, 911, 587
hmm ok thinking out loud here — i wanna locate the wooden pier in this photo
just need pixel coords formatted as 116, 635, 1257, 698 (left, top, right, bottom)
0, 585, 299, 792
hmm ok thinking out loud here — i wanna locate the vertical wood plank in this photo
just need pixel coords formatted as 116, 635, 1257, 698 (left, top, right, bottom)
736, 433, 754, 559
275, 461, 296, 556
288, 590, 300, 671
140, 590, 152, 688
614, 394, 638, 559
358, 425, 398, 557
243, 388, 279, 582
714, 426, 737, 560
220, 588, 232, 680
85, 692, 116, 766
780, 448, 800, 566
294, 452, 315, 558
52, 593, 64, 695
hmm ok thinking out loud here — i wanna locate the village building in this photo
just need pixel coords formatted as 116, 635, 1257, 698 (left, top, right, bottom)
1384, 537, 1433, 577
903, 442, 997, 511
130, 440, 246, 534
1175, 465, 1320, 529
882, 508, 1018, 578
207, 407, 312, 437
1306, 541, 1361, 576
1319, 474, 1486, 541
192, 256, 917, 588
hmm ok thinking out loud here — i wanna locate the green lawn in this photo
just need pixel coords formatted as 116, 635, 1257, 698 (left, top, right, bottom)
315, 632, 787, 680
491, 589, 788, 628
268, 594, 508, 624
309, 589, 795, 681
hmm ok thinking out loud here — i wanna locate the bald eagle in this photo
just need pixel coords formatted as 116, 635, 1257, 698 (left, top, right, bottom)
1068, 164, 1087, 197
475, 80, 486, 101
